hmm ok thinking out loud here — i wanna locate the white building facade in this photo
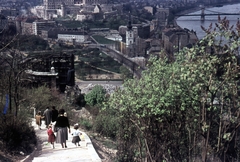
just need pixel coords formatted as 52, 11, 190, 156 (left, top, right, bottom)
32, 20, 55, 35
58, 33, 88, 43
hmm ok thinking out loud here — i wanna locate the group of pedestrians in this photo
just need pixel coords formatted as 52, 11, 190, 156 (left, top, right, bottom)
42, 106, 59, 128
35, 107, 82, 149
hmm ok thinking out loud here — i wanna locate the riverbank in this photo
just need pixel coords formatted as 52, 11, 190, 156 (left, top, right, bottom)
173, 6, 200, 27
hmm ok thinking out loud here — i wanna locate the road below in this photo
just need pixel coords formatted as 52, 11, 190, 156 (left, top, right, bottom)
76, 80, 123, 90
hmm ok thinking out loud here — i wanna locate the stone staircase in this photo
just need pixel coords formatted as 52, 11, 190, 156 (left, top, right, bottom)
26, 119, 101, 162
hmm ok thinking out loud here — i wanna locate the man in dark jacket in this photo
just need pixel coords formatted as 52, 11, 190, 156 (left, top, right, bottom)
51, 106, 58, 122
43, 107, 52, 128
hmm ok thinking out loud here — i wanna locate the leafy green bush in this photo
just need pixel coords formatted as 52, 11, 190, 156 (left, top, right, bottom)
22, 86, 65, 115
120, 65, 133, 80
93, 111, 118, 139
79, 117, 93, 130
11, 35, 49, 51
105, 18, 240, 161
0, 115, 37, 155
85, 85, 106, 106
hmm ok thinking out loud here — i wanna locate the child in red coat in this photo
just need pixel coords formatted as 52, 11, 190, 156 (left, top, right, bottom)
47, 124, 55, 149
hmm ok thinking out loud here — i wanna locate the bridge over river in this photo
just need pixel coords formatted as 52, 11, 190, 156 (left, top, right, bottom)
176, 7, 240, 21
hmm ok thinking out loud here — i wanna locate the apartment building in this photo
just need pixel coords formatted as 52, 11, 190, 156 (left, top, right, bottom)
43, 0, 74, 9
21, 17, 39, 35
43, 0, 108, 9
32, 20, 56, 35
57, 30, 88, 43
82, 0, 108, 5
162, 28, 198, 55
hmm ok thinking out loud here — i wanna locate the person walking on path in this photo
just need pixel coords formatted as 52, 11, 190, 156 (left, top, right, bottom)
43, 107, 52, 128
51, 106, 58, 122
47, 124, 55, 149
55, 109, 71, 148
35, 111, 43, 130
72, 124, 81, 147
51, 106, 58, 134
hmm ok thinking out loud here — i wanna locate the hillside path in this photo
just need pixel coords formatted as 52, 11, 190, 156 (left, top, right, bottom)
22, 119, 101, 162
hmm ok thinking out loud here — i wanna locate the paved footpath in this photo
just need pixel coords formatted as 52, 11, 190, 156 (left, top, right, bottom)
23, 119, 101, 162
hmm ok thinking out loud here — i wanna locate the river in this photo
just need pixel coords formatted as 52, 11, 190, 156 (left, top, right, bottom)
176, 3, 240, 40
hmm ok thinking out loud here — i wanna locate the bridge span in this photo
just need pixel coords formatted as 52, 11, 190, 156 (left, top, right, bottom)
176, 7, 240, 21
177, 13, 240, 16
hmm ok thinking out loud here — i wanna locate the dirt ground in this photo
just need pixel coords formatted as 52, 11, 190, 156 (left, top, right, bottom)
91, 137, 117, 162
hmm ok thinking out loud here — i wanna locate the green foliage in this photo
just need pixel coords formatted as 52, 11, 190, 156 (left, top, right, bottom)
75, 48, 122, 80
79, 117, 93, 130
85, 85, 106, 106
105, 16, 128, 30
22, 85, 63, 114
0, 115, 37, 155
93, 109, 119, 139
104, 18, 240, 161
138, 9, 154, 21
57, 17, 127, 30
11, 35, 49, 51
119, 66, 133, 81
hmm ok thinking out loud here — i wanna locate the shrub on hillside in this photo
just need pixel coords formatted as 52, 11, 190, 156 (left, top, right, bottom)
79, 117, 93, 131
85, 85, 106, 106
105, 18, 240, 161
0, 115, 37, 156
93, 112, 118, 139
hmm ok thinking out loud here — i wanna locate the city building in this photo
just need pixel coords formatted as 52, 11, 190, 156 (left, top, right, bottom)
76, 13, 93, 21
20, 17, 40, 35
105, 30, 122, 41
18, 17, 55, 36
32, 20, 56, 35
58, 31, 88, 43
1, 9, 19, 17
126, 16, 135, 57
162, 28, 198, 56
119, 23, 150, 39
82, 0, 108, 5
41, 0, 109, 19
145, 38, 162, 57
144, 6, 154, 15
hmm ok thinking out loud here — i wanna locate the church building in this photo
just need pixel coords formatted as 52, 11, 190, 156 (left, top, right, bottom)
126, 15, 136, 57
